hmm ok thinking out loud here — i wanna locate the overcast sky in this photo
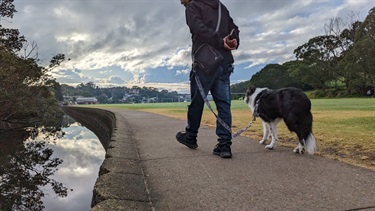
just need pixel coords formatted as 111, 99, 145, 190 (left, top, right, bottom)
2, 0, 374, 93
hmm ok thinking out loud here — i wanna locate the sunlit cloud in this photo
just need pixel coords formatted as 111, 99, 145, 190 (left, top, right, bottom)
3, 0, 373, 92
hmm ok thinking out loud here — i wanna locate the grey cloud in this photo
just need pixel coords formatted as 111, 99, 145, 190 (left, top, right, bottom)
52, 69, 91, 84
4, 0, 373, 91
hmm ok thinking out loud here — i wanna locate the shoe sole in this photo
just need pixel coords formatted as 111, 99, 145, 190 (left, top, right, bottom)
176, 135, 198, 149
213, 151, 232, 158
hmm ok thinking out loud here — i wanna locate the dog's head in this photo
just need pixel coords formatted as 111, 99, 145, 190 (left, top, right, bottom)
245, 86, 256, 101
244, 86, 266, 111
244, 87, 256, 110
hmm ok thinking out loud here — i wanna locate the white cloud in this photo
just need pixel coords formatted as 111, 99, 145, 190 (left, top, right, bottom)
104, 76, 125, 85
38, 122, 105, 211
176, 68, 190, 76
166, 46, 192, 68
2, 0, 373, 93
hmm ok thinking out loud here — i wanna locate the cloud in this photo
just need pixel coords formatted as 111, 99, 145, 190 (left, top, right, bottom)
166, 46, 192, 68
39, 122, 105, 211
51, 69, 86, 84
104, 76, 125, 85
2, 0, 373, 92
176, 68, 190, 76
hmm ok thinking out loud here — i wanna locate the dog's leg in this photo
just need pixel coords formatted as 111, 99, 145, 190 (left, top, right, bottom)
293, 142, 305, 154
259, 121, 270, 145
265, 120, 279, 150
265, 119, 281, 150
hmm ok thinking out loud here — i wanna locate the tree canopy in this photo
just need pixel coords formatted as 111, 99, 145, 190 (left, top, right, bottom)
0, 0, 65, 129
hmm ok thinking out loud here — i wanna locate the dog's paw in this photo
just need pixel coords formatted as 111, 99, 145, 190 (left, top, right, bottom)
265, 145, 274, 150
259, 140, 267, 145
300, 148, 305, 154
293, 146, 305, 154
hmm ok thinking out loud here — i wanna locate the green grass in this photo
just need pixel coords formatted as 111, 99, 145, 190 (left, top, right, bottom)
312, 98, 375, 111
89, 98, 375, 170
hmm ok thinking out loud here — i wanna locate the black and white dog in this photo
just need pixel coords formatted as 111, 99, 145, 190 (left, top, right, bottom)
244, 87, 316, 155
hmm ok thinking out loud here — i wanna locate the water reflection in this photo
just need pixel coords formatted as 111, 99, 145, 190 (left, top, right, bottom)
0, 115, 105, 211
43, 121, 105, 210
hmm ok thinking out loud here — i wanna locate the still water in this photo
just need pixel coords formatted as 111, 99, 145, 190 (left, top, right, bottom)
0, 115, 106, 211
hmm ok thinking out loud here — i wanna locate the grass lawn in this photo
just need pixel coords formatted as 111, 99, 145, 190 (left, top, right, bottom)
90, 98, 375, 171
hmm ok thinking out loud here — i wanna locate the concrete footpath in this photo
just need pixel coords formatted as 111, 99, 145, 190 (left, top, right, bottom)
91, 108, 375, 211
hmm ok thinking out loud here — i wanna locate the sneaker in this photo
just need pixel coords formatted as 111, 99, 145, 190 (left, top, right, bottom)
176, 131, 198, 149
213, 144, 232, 158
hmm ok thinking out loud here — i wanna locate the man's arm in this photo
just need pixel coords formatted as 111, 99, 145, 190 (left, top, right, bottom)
185, 2, 224, 49
228, 16, 240, 49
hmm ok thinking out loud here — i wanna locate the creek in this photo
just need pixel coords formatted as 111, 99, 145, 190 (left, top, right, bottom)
0, 115, 105, 211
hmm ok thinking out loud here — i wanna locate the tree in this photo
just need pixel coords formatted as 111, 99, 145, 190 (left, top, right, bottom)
338, 7, 375, 94
0, 0, 16, 18
293, 14, 363, 91
0, 48, 66, 128
282, 61, 313, 90
46, 79, 64, 102
96, 93, 109, 104
230, 80, 251, 94
325, 17, 364, 93
0, 0, 66, 129
0, 0, 26, 52
248, 63, 308, 90
76, 82, 98, 97
293, 35, 339, 90
0, 128, 69, 210
360, 7, 375, 90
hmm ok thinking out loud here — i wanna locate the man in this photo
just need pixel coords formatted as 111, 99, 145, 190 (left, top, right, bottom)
176, 0, 239, 158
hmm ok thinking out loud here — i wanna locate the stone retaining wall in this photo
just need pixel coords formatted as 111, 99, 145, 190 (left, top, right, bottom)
62, 106, 115, 150
62, 106, 150, 210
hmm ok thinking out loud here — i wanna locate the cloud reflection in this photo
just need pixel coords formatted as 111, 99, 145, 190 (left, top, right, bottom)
42, 122, 105, 211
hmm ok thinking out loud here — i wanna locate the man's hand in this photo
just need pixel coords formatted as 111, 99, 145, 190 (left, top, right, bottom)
223, 35, 237, 50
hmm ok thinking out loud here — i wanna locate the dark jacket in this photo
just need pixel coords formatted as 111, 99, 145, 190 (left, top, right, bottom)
185, 0, 240, 64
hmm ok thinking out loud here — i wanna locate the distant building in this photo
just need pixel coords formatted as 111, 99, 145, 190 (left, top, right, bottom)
76, 97, 98, 104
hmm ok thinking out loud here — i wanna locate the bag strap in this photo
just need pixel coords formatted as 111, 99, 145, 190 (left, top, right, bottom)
215, 2, 222, 32
192, 2, 255, 139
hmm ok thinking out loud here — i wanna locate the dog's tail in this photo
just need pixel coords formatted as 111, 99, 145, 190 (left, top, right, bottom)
305, 133, 316, 155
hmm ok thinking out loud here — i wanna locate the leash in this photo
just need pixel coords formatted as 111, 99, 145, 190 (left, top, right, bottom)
194, 73, 257, 139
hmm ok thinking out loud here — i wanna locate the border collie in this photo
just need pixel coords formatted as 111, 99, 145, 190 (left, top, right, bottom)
244, 87, 316, 155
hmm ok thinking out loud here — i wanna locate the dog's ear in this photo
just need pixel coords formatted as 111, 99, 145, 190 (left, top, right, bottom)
246, 86, 256, 96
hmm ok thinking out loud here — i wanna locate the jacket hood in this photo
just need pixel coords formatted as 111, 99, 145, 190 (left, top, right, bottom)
196, 0, 219, 9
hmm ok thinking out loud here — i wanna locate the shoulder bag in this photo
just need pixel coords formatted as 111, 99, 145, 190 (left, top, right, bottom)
192, 2, 223, 74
